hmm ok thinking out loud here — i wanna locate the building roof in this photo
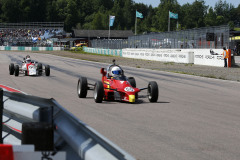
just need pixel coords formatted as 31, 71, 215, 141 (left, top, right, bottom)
73, 29, 134, 38
230, 31, 240, 37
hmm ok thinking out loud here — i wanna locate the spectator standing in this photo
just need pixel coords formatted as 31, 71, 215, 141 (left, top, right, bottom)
233, 45, 238, 56
222, 47, 229, 67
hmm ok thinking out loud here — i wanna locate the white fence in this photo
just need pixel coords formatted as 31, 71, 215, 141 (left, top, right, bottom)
83, 47, 226, 67
122, 49, 194, 64
193, 49, 224, 67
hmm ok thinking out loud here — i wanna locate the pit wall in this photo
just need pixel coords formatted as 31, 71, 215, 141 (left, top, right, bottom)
84, 47, 225, 67
0, 46, 63, 51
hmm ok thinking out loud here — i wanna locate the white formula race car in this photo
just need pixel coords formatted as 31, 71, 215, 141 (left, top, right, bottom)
9, 58, 50, 77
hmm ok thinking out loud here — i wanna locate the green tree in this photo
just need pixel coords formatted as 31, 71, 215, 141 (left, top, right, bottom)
181, 0, 207, 29
214, 0, 234, 24
64, 0, 79, 31
141, 6, 157, 33
1, 0, 21, 22
46, 0, 60, 22
155, 0, 180, 31
122, 0, 134, 30
228, 21, 234, 30
216, 15, 224, 24
236, 5, 240, 27
92, 12, 106, 30
204, 7, 217, 26
111, 0, 124, 30
134, 3, 150, 33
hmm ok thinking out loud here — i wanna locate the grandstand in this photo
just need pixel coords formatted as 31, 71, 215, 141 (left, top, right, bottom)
0, 22, 64, 47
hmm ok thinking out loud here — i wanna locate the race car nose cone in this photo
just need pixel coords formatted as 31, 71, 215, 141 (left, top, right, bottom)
129, 95, 135, 103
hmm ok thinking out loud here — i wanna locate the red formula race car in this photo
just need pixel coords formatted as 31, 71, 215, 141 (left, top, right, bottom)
77, 60, 158, 103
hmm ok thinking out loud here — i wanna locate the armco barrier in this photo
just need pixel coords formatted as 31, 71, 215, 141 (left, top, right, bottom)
1, 89, 135, 160
0, 46, 63, 51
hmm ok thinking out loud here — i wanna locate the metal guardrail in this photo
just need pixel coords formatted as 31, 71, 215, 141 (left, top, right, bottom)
0, 88, 136, 160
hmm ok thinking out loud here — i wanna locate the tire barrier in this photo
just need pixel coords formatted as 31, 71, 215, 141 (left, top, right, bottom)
0, 88, 136, 160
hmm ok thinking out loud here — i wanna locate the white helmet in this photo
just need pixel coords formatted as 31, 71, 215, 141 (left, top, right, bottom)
26, 58, 31, 63
111, 66, 122, 77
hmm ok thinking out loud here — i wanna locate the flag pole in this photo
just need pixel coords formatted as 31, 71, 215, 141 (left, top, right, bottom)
135, 10, 137, 35
168, 11, 170, 32
177, 21, 178, 30
108, 15, 110, 40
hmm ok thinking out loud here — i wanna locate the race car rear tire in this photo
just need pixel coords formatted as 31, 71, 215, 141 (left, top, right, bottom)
94, 81, 104, 103
45, 65, 50, 76
147, 81, 158, 102
14, 65, 19, 77
9, 63, 14, 75
38, 63, 43, 75
128, 77, 136, 87
77, 77, 88, 98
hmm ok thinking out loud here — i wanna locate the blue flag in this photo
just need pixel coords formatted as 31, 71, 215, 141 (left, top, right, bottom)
136, 11, 143, 18
169, 11, 178, 19
109, 15, 115, 27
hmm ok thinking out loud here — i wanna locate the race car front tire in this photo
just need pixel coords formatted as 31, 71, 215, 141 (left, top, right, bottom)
9, 63, 14, 75
94, 81, 104, 103
14, 65, 19, 77
77, 77, 88, 98
147, 81, 158, 102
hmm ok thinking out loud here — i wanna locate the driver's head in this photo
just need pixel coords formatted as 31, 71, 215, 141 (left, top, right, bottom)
26, 58, 31, 63
26, 55, 30, 59
111, 66, 122, 77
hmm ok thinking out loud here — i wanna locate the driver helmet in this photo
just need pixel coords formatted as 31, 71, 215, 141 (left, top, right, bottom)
111, 66, 122, 77
26, 55, 30, 59
26, 57, 31, 63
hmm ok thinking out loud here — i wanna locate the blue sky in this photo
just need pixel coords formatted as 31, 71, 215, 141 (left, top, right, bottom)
134, 0, 239, 8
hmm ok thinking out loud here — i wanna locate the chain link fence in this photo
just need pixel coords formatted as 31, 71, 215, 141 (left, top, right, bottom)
91, 25, 229, 49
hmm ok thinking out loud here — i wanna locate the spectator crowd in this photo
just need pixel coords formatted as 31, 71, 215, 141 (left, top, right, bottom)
0, 28, 63, 46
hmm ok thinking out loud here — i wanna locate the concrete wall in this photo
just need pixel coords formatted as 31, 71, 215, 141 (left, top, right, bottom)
122, 49, 194, 64
193, 49, 224, 67
75, 47, 227, 67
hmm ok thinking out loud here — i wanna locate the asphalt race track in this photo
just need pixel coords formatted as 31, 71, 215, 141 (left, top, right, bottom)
1, 51, 240, 160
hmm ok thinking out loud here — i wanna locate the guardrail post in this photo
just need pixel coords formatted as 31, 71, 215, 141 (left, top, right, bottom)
22, 106, 54, 151
39, 106, 53, 124
0, 88, 3, 144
